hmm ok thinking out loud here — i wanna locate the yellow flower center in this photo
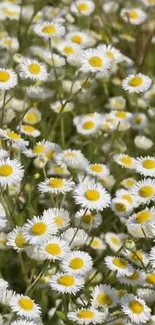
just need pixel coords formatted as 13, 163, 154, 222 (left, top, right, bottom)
135, 116, 143, 124
124, 179, 135, 188
0, 70, 10, 82
3, 8, 18, 17
64, 46, 75, 55
31, 222, 47, 235
122, 194, 133, 204
55, 216, 64, 226
7, 130, 21, 140
89, 56, 103, 68
25, 112, 38, 124
91, 165, 103, 173
55, 167, 65, 174
4, 39, 12, 46
130, 251, 143, 262
85, 189, 100, 201
15, 233, 28, 248
45, 243, 62, 255
18, 297, 34, 311
33, 144, 45, 154
111, 236, 120, 245
49, 178, 64, 188
107, 51, 115, 60
83, 121, 95, 130
65, 152, 77, 157
116, 111, 127, 119
46, 150, 55, 160
136, 211, 152, 223
83, 213, 94, 225
139, 185, 155, 198
23, 125, 36, 133
77, 3, 89, 11
130, 300, 144, 314
97, 293, 112, 306
115, 203, 127, 212
0, 164, 13, 177
28, 63, 41, 75
146, 274, 155, 284
127, 272, 139, 280
120, 156, 133, 166
59, 275, 75, 286
129, 11, 139, 19
42, 25, 57, 35
142, 159, 155, 169
77, 310, 95, 319
130, 76, 143, 87
70, 257, 84, 269
113, 257, 127, 268
91, 238, 101, 247
72, 35, 83, 44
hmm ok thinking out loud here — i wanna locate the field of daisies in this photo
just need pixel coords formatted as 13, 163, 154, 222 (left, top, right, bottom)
1, 0, 155, 325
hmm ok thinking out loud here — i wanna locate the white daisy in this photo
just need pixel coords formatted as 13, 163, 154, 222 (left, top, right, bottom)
74, 182, 111, 211
7, 226, 28, 252
0, 129, 28, 148
71, 0, 95, 16
121, 8, 147, 25
50, 272, 84, 294
56, 149, 88, 170
67, 308, 107, 324
104, 256, 133, 276
111, 198, 133, 218
122, 74, 152, 93
0, 158, 24, 188
23, 107, 41, 125
127, 208, 155, 235
105, 232, 127, 252
42, 208, 70, 229
135, 156, 155, 177
62, 227, 89, 248
86, 163, 110, 179
10, 320, 36, 325
97, 44, 123, 63
118, 270, 145, 286
19, 59, 48, 81
131, 178, 155, 204
23, 215, 58, 245
20, 125, 40, 137
121, 294, 151, 323
91, 284, 118, 308
114, 154, 135, 169
40, 236, 70, 261
75, 209, 102, 230
9, 294, 41, 319
38, 177, 75, 194
0, 68, 17, 90
34, 21, 65, 39
61, 250, 93, 275
81, 48, 111, 73
90, 237, 107, 250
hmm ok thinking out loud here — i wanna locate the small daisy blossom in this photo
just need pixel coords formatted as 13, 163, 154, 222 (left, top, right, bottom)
114, 154, 135, 169
91, 284, 118, 308
40, 236, 70, 261
97, 44, 123, 63
23, 215, 58, 245
75, 209, 102, 229
0, 158, 24, 188
62, 227, 89, 248
127, 208, 155, 234
121, 294, 151, 323
105, 232, 127, 252
9, 294, 41, 319
67, 308, 108, 324
42, 208, 70, 229
34, 21, 65, 39
19, 59, 48, 81
86, 163, 110, 179
117, 269, 145, 286
122, 74, 152, 93
20, 125, 40, 138
121, 8, 147, 25
74, 182, 111, 211
49, 272, 84, 294
104, 256, 133, 276
38, 177, 75, 194
71, 0, 95, 16
111, 198, 133, 218
7, 226, 28, 252
81, 48, 111, 73
135, 156, 155, 177
0, 67, 17, 90
131, 178, 155, 204
61, 250, 93, 275
0, 129, 29, 148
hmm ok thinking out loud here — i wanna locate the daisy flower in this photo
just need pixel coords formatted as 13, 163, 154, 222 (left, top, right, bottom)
42, 208, 70, 229
49, 272, 84, 294
75, 209, 102, 230
111, 198, 133, 218
58, 41, 81, 60
131, 178, 155, 204
67, 30, 95, 48
106, 96, 126, 110
86, 163, 110, 179
122, 74, 152, 93
34, 21, 65, 39
62, 227, 88, 248
23, 108, 41, 125
38, 177, 75, 194
90, 237, 107, 250
134, 136, 153, 150
105, 232, 127, 252
10, 320, 36, 325
40, 236, 70, 261
61, 250, 93, 275
121, 8, 147, 25
142, 0, 155, 6
97, 44, 123, 63
47, 164, 70, 177
135, 156, 155, 177
121, 294, 151, 323
121, 178, 137, 190
19, 59, 48, 81
67, 308, 107, 324
7, 226, 28, 252
91, 284, 118, 308
114, 154, 135, 169
145, 272, 155, 286
9, 294, 41, 319
75, 115, 102, 136
116, 189, 139, 208
118, 270, 145, 286
104, 256, 133, 276
81, 48, 111, 73
74, 182, 111, 211
131, 113, 148, 130
56, 149, 88, 170
23, 215, 58, 245
0, 129, 28, 148
127, 208, 155, 235
0, 158, 24, 188
0, 68, 17, 90
20, 125, 40, 137
71, 0, 95, 16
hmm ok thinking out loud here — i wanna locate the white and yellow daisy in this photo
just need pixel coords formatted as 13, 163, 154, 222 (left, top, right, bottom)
71, 0, 95, 16
67, 30, 95, 48
122, 74, 152, 93
7, 226, 28, 252
111, 198, 133, 218
0, 67, 17, 90
75, 115, 101, 136
62, 227, 88, 248
104, 256, 133, 276
144, 272, 155, 287
23, 107, 41, 125
0, 37, 19, 51
74, 182, 111, 211
141, 0, 155, 6
90, 237, 107, 250
19, 59, 48, 81
34, 21, 65, 39
131, 178, 155, 204
47, 164, 70, 177
114, 154, 135, 169
121, 294, 151, 323
121, 8, 147, 25
20, 125, 40, 137
38, 177, 75, 194
131, 113, 148, 130
0, 129, 28, 148
97, 44, 123, 63
50, 272, 84, 294
106, 96, 126, 110
0, 158, 24, 188
81, 48, 111, 73
105, 232, 127, 252
9, 294, 41, 319
50, 100, 74, 114
42, 208, 70, 229
56, 149, 88, 170
67, 308, 107, 324
86, 163, 110, 179
61, 250, 93, 275
40, 236, 70, 261
127, 208, 155, 236
0, 2, 20, 20
75, 209, 102, 230
91, 284, 118, 308
125, 249, 149, 268
135, 156, 155, 177
121, 178, 137, 190
118, 270, 145, 286
115, 189, 139, 208
23, 214, 58, 245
